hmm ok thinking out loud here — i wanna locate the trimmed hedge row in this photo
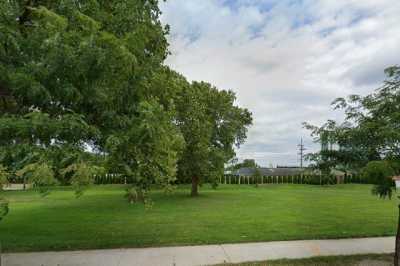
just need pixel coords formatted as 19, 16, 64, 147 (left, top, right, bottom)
222, 174, 373, 185
5, 173, 373, 185
94, 174, 131, 184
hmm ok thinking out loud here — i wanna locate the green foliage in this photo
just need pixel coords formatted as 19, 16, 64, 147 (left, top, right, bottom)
0, 0, 252, 204
124, 186, 153, 208
227, 159, 258, 172
0, 164, 10, 190
106, 100, 184, 201
0, 164, 9, 221
0, 0, 177, 201
176, 81, 252, 194
16, 162, 57, 196
303, 120, 366, 175
0, 197, 8, 222
362, 161, 394, 199
61, 162, 104, 198
305, 65, 400, 176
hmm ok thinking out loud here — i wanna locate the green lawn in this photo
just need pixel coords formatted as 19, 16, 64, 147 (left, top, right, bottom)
218, 254, 393, 266
0, 184, 397, 252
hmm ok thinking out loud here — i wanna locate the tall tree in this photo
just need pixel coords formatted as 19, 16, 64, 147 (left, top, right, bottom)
176, 81, 252, 196
305, 66, 400, 265
304, 66, 400, 173
106, 100, 184, 203
1, 1, 253, 203
303, 120, 368, 176
0, 1, 179, 197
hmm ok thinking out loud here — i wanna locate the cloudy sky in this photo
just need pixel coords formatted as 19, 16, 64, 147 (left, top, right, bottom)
160, 0, 400, 167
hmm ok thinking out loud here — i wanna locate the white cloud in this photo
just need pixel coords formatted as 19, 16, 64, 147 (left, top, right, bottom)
160, 0, 400, 166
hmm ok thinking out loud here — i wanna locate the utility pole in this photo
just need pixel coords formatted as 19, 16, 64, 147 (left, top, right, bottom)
298, 138, 306, 169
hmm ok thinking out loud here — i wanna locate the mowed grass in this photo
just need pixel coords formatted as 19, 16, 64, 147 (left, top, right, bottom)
219, 254, 394, 266
0, 184, 397, 252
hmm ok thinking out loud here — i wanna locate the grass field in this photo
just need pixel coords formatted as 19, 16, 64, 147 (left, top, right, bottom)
0, 184, 397, 252
219, 254, 393, 266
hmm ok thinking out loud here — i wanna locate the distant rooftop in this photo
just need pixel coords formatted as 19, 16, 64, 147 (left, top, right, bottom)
232, 167, 305, 177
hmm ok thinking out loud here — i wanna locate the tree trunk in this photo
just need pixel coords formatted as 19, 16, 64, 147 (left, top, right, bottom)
134, 188, 146, 203
191, 176, 199, 197
395, 204, 400, 266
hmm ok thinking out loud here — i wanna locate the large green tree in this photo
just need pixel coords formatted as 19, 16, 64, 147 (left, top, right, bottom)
0, 1, 253, 204
304, 66, 400, 174
106, 100, 184, 203
0, 1, 180, 197
305, 65, 400, 265
176, 81, 252, 196
333, 66, 400, 159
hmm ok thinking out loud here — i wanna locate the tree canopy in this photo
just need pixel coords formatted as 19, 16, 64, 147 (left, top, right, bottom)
304, 66, 400, 177
0, 1, 253, 205
305, 65, 400, 265
0, 0, 179, 198
176, 81, 252, 196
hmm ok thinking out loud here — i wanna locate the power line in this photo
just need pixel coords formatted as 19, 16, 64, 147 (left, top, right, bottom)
297, 138, 306, 169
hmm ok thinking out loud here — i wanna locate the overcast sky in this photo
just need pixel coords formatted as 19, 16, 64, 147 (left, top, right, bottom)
160, 0, 400, 167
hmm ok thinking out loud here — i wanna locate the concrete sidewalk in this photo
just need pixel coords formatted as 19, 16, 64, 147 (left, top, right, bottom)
2, 237, 394, 266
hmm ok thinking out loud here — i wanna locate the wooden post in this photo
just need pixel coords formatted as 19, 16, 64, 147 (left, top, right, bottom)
229, 176, 231, 184
238, 176, 241, 185
224, 176, 227, 184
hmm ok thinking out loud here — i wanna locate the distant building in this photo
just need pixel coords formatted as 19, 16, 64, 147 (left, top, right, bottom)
232, 167, 305, 177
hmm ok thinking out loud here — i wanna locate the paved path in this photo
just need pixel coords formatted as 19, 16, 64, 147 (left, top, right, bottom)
2, 237, 394, 266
